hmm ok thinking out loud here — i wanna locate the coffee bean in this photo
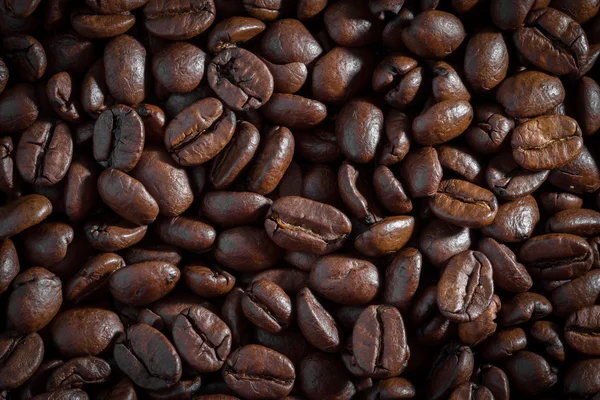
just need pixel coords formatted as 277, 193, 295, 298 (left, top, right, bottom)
202, 191, 272, 228
109, 261, 180, 306
2, 35, 46, 82
564, 358, 600, 397
46, 356, 111, 391
114, 324, 182, 390
458, 294, 501, 347
503, 351, 557, 396
155, 215, 216, 252
496, 70, 565, 118
104, 35, 147, 105
413, 100, 473, 146
84, 215, 147, 252
16, 120, 73, 186
419, 218, 471, 267
207, 16, 266, 54
354, 216, 415, 257
298, 352, 356, 400
481, 195, 539, 242
479, 238, 532, 292
400, 146, 443, 198
0, 83, 37, 133
143, 0, 216, 40
437, 250, 494, 322
486, 152, 549, 201
222, 345, 295, 399
183, 264, 235, 298
20, 222, 74, 268
427, 343, 474, 400
71, 8, 136, 39
152, 42, 207, 94
172, 305, 232, 373
215, 226, 282, 272
430, 179, 498, 228
499, 292, 552, 326
164, 98, 236, 166
246, 126, 294, 195
529, 320, 567, 362
93, 105, 144, 172
338, 161, 384, 224
336, 99, 383, 163
402, 10, 465, 59
296, 287, 342, 353
352, 305, 409, 378
0, 331, 44, 390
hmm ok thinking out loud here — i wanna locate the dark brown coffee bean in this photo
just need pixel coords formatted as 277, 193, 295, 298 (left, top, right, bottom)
514, 7, 589, 76
578, 76, 600, 135
265, 196, 351, 255
222, 345, 295, 399
183, 264, 234, 299
529, 320, 566, 362
65, 252, 125, 303
400, 146, 443, 198
437, 250, 494, 322
71, 8, 136, 38
0, 84, 39, 133
7, 267, 61, 334
402, 10, 466, 59
427, 343, 474, 400
419, 218, 471, 267
496, 70, 565, 118
309, 255, 379, 306
379, 110, 411, 165
263, 94, 326, 130
242, 279, 292, 333
84, 215, 147, 252
207, 16, 265, 54
50, 308, 123, 358
338, 161, 384, 224
430, 179, 498, 228
479, 238, 532, 292
563, 305, 600, 355
110, 262, 180, 306
481, 195, 539, 243
114, 323, 182, 390
549, 146, 600, 194
246, 126, 294, 195
413, 100, 473, 146
520, 233, 593, 280
0, 331, 44, 390
383, 247, 421, 313
16, 120, 73, 186
215, 226, 283, 272
511, 115, 583, 171
437, 144, 484, 184
353, 305, 409, 378
312, 47, 374, 104
2, 35, 46, 82
486, 152, 549, 201
104, 35, 147, 105
152, 42, 207, 94
465, 104, 513, 154
0, 195, 51, 239
93, 105, 144, 172
547, 208, 600, 236
165, 98, 236, 166
31, 389, 89, 400
155, 216, 216, 252
143, 0, 216, 40
503, 351, 557, 396
135, 103, 166, 143
354, 216, 415, 257
130, 145, 194, 217
208, 47, 273, 111
147, 376, 202, 400
20, 222, 73, 268
0, 239, 18, 295
98, 168, 158, 226
373, 165, 412, 215
480, 327, 527, 361
336, 99, 383, 164
539, 192, 583, 215
296, 287, 342, 353
498, 292, 552, 326
172, 305, 232, 373
464, 29, 508, 92
251, 268, 309, 296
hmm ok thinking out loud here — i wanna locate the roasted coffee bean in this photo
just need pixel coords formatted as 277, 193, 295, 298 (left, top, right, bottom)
496, 70, 565, 118
110, 262, 180, 306
514, 7, 589, 76
16, 120, 73, 186
71, 8, 136, 39
296, 287, 342, 353
104, 35, 147, 105
499, 292, 552, 326
354, 216, 415, 257
64, 252, 124, 303
465, 104, 513, 154
479, 238, 532, 292
93, 105, 144, 172
215, 226, 282, 272
183, 264, 235, 298
486, 152, 549, 201
352, 305, 409, 378
430, 179, 498, 228
114, 324, 182, 390
564, 358, 600, 397
143, 0, 216, 40
529, 320, 567, 362
481, 195, 539, 242
155, 216, 216, 252
84, 215, 147, 252
0, 331, 44, 390
511, 115, 583, 171
2, 35, 46, 83
437, 144, 484, 184
336, 99, 382, 163
46, 356, 111, 391
539, 192, 584, 215
427, 343, 474, 400
549, 146, 600, 194
0, 84, 38, 133
207, 16, 265, 54
464, 29, 508, 92
564, 305, 600, 355
165, 98, 236, 166
265, 196, 351, 255
152, 42, 207, 94
519, 233, 593, 280
263, 94, 326, 130
503, 351, 557, 396
413, 100, 473, 146
246, 126, 294, 195
222, 345, 295, 399
241, 279, 292, 333
402, 10, 466, 59
437, 250, 494, 322
310, 255, 379, 306
419, 218, 471, 267
480, 327, 527, 361
172, 305, 231, 373
400, 146, 443, 198
7, 267, 62, 333
383, 248, 421, 313
20, 222, 74, 268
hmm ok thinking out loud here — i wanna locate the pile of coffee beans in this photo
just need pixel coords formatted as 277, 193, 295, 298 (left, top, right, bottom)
3, 0, 600, 398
